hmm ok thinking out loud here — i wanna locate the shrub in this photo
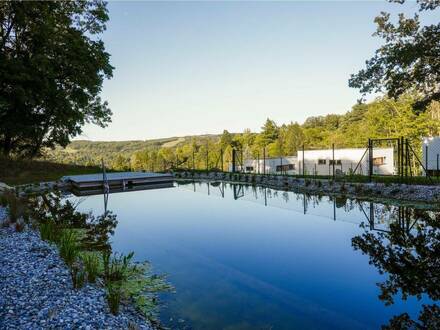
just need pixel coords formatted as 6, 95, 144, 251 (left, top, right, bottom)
59, 230, 80, 266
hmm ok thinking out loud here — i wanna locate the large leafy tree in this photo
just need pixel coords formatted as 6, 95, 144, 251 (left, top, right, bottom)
0, 1, 113, 157
349, 0, 440, 112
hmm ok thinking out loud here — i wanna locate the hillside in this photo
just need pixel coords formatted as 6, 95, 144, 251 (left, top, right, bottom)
42, 96, 440, 172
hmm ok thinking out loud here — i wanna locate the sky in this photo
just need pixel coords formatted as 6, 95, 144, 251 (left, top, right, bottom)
78, 0, 436, 141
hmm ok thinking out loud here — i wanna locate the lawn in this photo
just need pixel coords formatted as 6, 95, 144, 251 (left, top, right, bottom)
0, 158, 102, 186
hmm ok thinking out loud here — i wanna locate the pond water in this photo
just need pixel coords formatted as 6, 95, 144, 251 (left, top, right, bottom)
71, 181, 438, 329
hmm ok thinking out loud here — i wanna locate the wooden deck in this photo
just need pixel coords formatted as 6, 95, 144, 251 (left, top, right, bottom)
62, 171, 174, 191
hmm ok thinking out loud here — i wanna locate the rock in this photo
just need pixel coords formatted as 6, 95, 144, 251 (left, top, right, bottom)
0, 228, 153, 330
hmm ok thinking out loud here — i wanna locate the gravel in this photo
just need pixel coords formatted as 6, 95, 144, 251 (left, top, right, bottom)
0, 212, 153, 330
175, 171, 440, 206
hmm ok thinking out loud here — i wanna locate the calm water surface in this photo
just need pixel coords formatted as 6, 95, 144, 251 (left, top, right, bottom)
71, 181, 438, 329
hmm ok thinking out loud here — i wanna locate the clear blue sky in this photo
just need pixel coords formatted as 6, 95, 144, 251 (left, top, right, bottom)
78, 1, 434, 141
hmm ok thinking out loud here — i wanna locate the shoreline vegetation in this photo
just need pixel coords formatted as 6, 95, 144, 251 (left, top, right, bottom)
0, 191, 172, 330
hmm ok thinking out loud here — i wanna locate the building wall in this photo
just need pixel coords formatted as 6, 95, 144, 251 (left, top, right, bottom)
296, 148, 394, 176
422, 137, 440, 175
229, 156, 298, 174
229, 148, 394, 176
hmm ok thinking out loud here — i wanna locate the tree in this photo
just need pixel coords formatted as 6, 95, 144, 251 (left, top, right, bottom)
349, 0, 440, 112
0, 1, 113, 157
260, 118, 279, 146
352, 207, 440, 327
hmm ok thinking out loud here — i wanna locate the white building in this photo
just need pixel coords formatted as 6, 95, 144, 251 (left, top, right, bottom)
229, 156, 298, 174
297, 148, 394, 176
230, 147, 394, 176
422, 137, 440, 175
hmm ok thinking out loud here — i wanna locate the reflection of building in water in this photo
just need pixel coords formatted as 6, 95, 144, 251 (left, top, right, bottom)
176, 181, 432, 232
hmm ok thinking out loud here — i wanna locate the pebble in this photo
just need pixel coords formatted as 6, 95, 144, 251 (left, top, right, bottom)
0, 214, 153, 330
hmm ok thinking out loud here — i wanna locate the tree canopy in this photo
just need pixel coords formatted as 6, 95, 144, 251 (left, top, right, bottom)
349, 0, 440, 111
0, 0, 113, 158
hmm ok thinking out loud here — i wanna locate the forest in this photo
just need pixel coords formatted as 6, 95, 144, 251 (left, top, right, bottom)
43, 95, 440, 172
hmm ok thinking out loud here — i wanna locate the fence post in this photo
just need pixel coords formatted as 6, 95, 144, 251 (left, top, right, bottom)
220, 148, 223, 172
263, 147, 266, 175
257, 153, 260, 174
368, 138, 373, 182
232, 148, 236, 173
332, 143, 335, 179
302, 144, 305, 177
425, 144, 428, 176
437, 154, 439, 179
192, 148, 195, 171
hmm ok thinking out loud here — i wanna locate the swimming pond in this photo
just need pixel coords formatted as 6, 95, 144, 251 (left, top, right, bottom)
71, 181, 438, 329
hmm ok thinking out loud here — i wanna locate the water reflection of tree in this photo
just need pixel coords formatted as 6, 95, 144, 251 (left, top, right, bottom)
31, 192, 118, 253
352, 208, 439, 328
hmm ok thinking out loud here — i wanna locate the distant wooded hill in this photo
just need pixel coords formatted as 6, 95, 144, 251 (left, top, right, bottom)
43, 96, 440, 172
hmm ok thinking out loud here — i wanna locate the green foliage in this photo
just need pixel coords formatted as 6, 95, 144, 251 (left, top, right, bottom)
71, 263, 86, 290
42, 96, 440, 173
106, 283, 123, 315
349, 1, 440, 111
81, 252, 101, 284
59, 229, 80, 266
0, 1, 113, 157
39, 221, 59, 242
103, 252, 173, 318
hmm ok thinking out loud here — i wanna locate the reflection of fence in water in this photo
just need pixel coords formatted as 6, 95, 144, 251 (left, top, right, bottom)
175, 181, 414, 228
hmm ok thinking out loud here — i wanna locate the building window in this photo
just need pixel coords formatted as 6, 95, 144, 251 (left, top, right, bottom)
245, 166, 254, 171
329, 160, 342, 165
318, 159, 326, 165
373, 157, 386, 166
276, 164, 294, 172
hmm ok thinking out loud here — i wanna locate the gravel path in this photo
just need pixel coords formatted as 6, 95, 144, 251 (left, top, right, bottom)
0, 209, 153, 330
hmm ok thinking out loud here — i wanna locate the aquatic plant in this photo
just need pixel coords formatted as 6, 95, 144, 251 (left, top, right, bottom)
106, 283, 122, 315
103, 251, 173, 318
71, 262, 86, 289
59, 229, 80, 266
81, 252, 101, 283
39, 221, 59, 243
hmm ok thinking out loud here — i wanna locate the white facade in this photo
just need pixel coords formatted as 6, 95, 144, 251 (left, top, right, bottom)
422, 137, 440, 175
229, 156, 298, 174
297, 148, 394, 176
230, 147, 395, 176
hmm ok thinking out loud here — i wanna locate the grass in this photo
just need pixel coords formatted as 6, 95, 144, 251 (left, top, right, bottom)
81, 252, 101, 283
59, 229, 81, 266
0, 157, 102, 186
